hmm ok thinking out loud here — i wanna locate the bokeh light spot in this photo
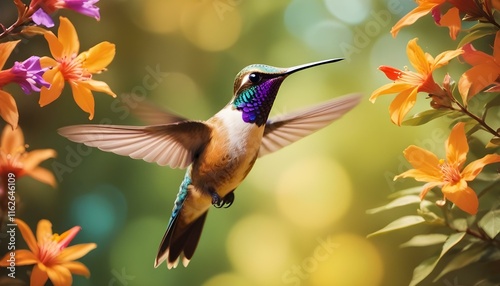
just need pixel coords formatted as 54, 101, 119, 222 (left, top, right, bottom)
130, 0, 184, 34
69, 184, 127, 245
276, 156, 352, 229
284, 0, 331, 39
227, 214, 291, 284
309, 233, 384, 286
303, 20, 353, 57
203, 272, 254, 286
325, 0, 372, 24
180, 2, 242, 51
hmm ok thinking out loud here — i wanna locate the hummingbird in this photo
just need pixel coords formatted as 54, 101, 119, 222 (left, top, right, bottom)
58, 58, 361, 269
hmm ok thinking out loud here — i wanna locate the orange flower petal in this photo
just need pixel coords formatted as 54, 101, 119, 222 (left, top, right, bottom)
43, 31, 63, 60
432, 48, 464, 70
379, 66, 403, 80
493, 31, 500, 61
36, 219, 53, 244
0, 40, 20, 70
0, 91, 19, 130
369, 82, 415, 102
446, 122, 468, 167
40, 68, 64, 107
39, 57, 58, 69
461, 43, 492, 66
31, 264, 49, 286
458, 63, 499, 102
80, 41, 116, 73
407, 38, 431, 75
0, 249, 36, 266
6, 249, 38, 266
15, 219, 39, 255
442, 185, 479, 215
390, 1, 443, 37
462, 154, 500, 181
1, 125, 24, 154
78, 79, 117, 97
46, 264, 73, 286
27, 167, 58, 188
22, 149, 57, 172
439, 7, 461, 40
402, 145, 442, 176
57, 243, 97, 262
61, 261, 91, 277
58, 17, 80, 58
70, 82, 95, 120
389, 86, 418, 125
395, 168, 442, 183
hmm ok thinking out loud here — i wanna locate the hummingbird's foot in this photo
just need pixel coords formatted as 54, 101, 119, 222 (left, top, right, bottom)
222, 191, 234, 208
210, 190, 235, 208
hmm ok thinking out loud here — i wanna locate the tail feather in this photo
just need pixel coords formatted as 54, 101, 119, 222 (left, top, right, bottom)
154, 211, 208, 269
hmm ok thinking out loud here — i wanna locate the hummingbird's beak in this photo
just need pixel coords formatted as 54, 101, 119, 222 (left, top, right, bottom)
283, 58, 344, 76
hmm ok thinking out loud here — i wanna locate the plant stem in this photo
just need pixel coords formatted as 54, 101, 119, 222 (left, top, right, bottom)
453, 99, 499, 137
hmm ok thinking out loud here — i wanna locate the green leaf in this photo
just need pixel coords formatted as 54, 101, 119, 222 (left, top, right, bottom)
366, 195, 421, 214
478, 210, 500, 239
367, 216, 425, 237
458, 22, 497, 47
451, 218, 468, 232
486, 137, 500, 148
388, 186, 424, 199
433, 244, 487, 281
484, 94, 500, 110
400, 234, 448, 248
410, 256, 439, 286
402, 110, 454, 126
409, 232, 466, 286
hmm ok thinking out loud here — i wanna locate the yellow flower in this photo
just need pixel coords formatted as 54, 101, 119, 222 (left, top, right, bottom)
40, 16, 116, 120
0, 218, 96, 286
395, 122, 500, 215
0, 125, 56, 187
370, 38, 462, 125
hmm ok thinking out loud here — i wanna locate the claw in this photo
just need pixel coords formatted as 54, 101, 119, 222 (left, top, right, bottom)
222, 191, 234, 208
210, 190, 235, 208
211, 192, 223, 208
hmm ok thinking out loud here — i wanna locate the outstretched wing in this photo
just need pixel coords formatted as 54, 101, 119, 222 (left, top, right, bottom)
58, 121, 212, 169
259, 93, 362, 157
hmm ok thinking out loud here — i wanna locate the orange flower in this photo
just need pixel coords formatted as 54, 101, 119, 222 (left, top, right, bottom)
0, 218, 96, 286
458, 30, 500, 103
395, 122, 500, 215
370, 38, 462, 125
40, 16, 116, 120
0, 41, 20, 130
0, 125, 56, 187
391, 0, 462, 40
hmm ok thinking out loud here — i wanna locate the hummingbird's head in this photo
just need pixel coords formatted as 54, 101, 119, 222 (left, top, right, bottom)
231, 58, 344, 126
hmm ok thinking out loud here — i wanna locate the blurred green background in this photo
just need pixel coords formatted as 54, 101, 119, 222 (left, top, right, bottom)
0, 0, 467, 285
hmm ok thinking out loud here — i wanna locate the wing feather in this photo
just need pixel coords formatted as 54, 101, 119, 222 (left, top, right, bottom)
259, 93, 362, 157
58, 122, 211, 169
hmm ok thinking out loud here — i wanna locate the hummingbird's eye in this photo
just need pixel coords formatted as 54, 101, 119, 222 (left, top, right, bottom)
248, 73, 261, 84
